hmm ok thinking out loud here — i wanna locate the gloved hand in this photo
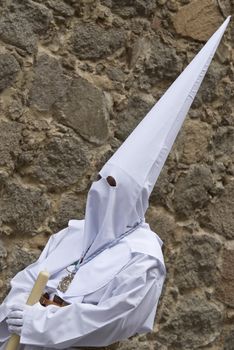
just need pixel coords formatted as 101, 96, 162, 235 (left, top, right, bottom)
6, 304, 30, 336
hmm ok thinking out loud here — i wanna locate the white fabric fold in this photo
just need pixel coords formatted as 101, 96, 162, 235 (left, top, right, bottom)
0, 228, 165, 349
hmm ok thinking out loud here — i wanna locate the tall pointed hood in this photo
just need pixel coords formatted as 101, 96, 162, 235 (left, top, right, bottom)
82, 17, 231, 259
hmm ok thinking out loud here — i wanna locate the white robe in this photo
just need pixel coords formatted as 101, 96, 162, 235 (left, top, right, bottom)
0, 220, 165, 350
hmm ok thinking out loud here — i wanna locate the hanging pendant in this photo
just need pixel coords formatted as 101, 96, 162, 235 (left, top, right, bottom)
57, 272, 75, 293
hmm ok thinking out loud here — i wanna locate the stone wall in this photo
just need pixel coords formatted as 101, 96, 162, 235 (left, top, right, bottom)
0, 0, 233, 349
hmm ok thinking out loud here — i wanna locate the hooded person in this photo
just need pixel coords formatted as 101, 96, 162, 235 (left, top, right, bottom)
0, 16, 230, 350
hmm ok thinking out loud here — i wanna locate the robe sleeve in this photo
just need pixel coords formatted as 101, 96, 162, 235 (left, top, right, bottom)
0, 228, 68, 324
20, 254, 165, 349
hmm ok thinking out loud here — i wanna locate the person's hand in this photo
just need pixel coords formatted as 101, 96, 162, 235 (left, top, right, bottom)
6, 304, 30, 336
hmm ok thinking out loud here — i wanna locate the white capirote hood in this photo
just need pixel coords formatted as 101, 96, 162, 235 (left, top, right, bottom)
82, 17, 230, 259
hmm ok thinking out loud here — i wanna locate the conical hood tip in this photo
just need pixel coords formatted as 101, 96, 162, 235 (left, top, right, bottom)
104, 16, 231, 193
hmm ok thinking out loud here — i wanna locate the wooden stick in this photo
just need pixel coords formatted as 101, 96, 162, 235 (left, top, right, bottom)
6, 271, 49, 350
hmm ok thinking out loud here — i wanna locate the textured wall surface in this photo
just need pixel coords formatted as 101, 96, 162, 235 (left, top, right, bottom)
0, 0, 233, 349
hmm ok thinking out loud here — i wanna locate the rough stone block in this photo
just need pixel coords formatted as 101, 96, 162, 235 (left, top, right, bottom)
51, 192, 86, 231
54, 76, 109, 145
158, 295, 222, 348
0, 182, 49, 235
0, 0, 53, 53
224, 330, 234, 350
172, 0, 223, 41
144, 38, 183, 83
29, 54, 70, 111
213, 126, 234, 160
22, 134, 88, 191
0, 54, 20, 92
0, 240, 7, 272
45, 0, 75, 17
175, 119, 212, 165
146, 207, 177, 245
215, 247, 234, 307
109, 0, 157, 17
175, 234, 221, 292
115, 95, 153, 141
174, 164, 213, 219
0, 121, 23, 171
150, 165, 174, 208
199, 181, 234, 239
8, 246, 39, 276
71, 22, 125, 60
199, 62, 228, 103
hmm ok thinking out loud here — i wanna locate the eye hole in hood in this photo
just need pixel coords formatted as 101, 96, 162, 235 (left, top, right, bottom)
96, 174, 102, 181
106, 176, 116, 187
95, 174, 116, 187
